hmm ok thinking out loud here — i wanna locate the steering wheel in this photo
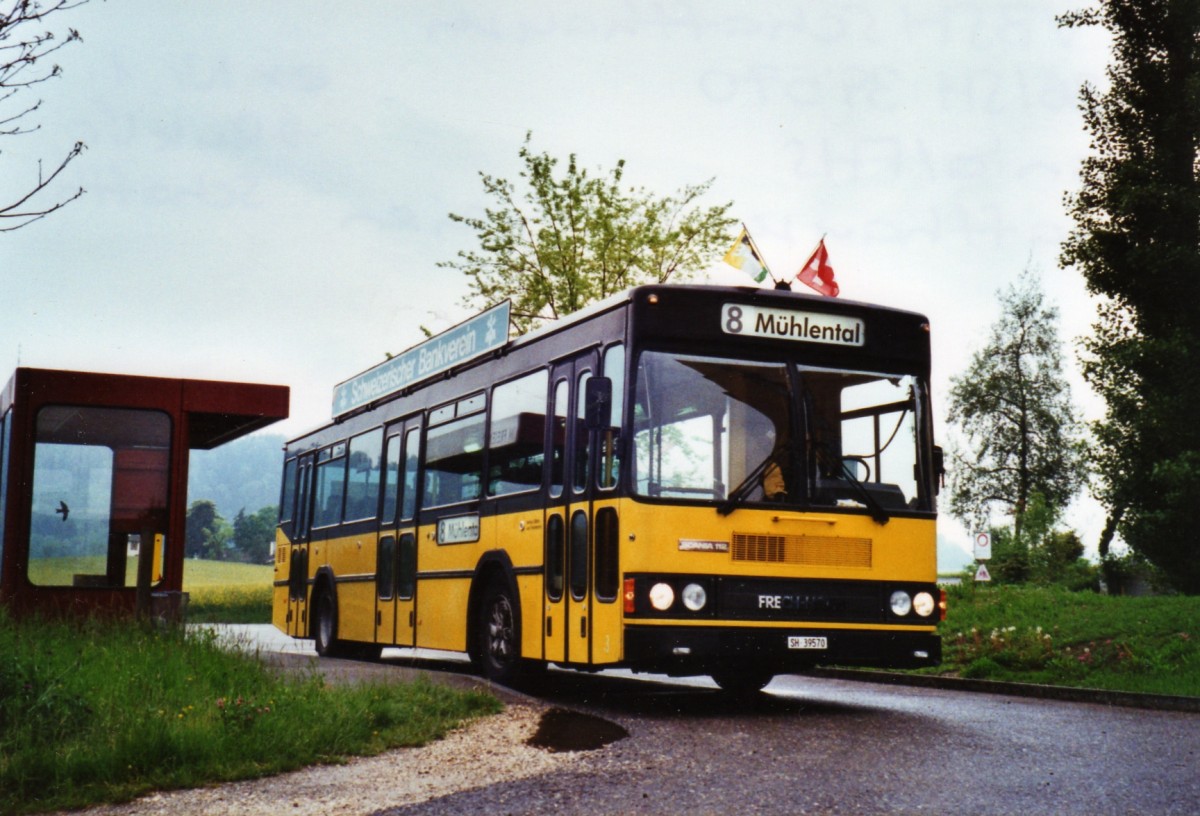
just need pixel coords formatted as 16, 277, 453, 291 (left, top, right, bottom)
842, 455, 871, 482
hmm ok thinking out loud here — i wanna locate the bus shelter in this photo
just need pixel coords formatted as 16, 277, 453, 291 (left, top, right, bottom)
0, 368, 288, 618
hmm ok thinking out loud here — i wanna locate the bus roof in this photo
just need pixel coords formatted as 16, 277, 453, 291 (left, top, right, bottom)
316, 283, 930, 433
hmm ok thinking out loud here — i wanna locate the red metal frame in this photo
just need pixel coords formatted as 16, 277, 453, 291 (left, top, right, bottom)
0, 368, 288, 618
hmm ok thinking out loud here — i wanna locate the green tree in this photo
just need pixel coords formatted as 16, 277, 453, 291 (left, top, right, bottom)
1059, 1, 1200, 592
185, 500, 231, 560
946, 270, 1088, 541
1, 0, 90, 231
985, 526, 1031, 585
441, 133, 737, 335
984, 492, 1096, 589
986, 492, 1096, 589
232, 505, 277, 564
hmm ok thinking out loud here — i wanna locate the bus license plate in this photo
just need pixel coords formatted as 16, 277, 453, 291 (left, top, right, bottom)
788, 636, 828, 650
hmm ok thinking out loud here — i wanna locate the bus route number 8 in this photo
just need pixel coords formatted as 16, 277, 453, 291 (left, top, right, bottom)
723, 305, 744, 335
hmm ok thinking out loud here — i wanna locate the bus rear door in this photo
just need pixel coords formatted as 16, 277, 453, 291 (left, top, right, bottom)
376, 420, 420, 648
286, 452, 315, 638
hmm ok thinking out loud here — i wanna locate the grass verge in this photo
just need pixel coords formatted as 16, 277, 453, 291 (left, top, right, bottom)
0, 610, 500, 814
934, 584, 1199, 697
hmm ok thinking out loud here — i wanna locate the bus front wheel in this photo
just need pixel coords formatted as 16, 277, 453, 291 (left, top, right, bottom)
711, 667, 774, 694
477, 580, 522, 685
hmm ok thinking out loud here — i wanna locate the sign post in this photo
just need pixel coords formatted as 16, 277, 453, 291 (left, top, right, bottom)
973, 532, 992, 561
973, 531, 992, 582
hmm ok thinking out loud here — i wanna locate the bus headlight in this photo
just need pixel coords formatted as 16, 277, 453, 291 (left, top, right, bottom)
913, 591, 935, 617
681, 582, 708, 612
649, 582, 675, 611
889, 590, 912, 617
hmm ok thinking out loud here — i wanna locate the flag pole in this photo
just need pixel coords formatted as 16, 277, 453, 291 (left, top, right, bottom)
742, 224, 777, 285
804, 233, 827, 264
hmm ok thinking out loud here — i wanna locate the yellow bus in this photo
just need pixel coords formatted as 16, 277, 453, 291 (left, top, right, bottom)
273, 284, 945, 691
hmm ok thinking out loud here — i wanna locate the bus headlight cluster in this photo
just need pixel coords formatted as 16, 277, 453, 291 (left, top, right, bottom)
649, 582, 675, 611
889, 589, 937, 618
627, 577, 712, 615
912, 591, 936, 617
681, 582, 708, 612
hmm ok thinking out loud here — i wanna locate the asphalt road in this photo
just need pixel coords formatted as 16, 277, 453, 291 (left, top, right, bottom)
221, 626, 1200, 815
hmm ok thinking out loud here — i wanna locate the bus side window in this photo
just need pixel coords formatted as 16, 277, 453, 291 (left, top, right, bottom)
550, 380, 568, 499
599, 344, 624, 490
381, 435, 402, 525
345, 428, 383, 522
377, 535, 395, 600
488, 369, 549, 497
546, 514, 564, 601
279, 457, 298, 525
313, 443, 347, 528
573, 372, 592, 493
423, 398, 485, 508
401, 426, 420, 519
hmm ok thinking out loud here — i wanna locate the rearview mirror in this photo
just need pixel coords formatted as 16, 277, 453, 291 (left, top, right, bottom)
584, 377, 612, 431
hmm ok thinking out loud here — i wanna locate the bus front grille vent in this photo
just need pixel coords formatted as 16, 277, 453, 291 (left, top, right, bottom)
732, 533, 873, 569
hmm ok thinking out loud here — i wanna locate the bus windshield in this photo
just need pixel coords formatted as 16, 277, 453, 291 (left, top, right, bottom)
632, 350, 931, 514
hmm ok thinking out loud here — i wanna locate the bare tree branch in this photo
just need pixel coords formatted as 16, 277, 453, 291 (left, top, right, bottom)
0, 0, 92, 231
0, 139, 84, 230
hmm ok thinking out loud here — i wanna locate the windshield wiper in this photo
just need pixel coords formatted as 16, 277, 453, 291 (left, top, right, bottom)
717, 442, 785, 516
718, 443, 891, 524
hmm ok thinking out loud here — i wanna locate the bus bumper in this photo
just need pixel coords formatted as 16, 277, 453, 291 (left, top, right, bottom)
624, 625, 941, 675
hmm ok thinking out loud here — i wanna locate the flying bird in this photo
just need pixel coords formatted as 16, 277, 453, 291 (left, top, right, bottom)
56, 501, 69, 521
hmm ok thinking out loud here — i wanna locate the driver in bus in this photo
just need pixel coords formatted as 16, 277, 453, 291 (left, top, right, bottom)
762, 459, 788, 502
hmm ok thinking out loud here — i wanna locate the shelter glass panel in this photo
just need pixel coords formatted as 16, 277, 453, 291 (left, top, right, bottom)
28, 406, 171, 588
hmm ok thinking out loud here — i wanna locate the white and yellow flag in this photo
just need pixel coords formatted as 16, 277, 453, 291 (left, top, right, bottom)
723, 227, 771, 284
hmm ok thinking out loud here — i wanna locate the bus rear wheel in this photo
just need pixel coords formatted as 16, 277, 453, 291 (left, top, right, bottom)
477, 581, 522, 685
313, 588, 340, 658
313, 589, 381, 660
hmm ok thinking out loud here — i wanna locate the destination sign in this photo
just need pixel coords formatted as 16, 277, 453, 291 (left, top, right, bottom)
437, 514, 480, 545
332, 301, 510, 418
721, 303, 864, 347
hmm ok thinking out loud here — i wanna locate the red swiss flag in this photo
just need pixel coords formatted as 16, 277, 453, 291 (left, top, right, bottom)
796, 239, 839, 297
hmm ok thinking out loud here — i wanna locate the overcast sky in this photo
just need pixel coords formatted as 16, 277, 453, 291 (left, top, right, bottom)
2, 2, 1112, 568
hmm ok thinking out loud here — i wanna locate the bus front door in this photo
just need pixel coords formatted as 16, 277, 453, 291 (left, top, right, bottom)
546, 352, 600, 666
376, 420, 420, 649
287, 453, 315, 638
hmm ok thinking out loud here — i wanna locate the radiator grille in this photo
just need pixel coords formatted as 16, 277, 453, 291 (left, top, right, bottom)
732, 533, 872, 569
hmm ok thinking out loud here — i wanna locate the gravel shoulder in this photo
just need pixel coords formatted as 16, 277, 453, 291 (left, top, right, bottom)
66, 703, 570, 816
53, 652, 578, 816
